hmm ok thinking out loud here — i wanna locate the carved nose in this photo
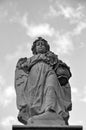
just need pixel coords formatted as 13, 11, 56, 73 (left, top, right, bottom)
39, 42, 43, 46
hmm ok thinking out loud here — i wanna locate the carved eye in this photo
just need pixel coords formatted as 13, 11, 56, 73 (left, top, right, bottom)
36, 41, 45, 46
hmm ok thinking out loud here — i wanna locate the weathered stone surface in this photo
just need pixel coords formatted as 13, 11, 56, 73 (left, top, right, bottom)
15, 37, 72, 125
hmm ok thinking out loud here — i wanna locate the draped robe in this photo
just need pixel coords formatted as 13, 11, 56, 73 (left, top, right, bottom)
15, 52, 72, 124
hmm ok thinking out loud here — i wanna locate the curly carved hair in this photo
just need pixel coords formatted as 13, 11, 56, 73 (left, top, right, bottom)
31, 37, 50, 55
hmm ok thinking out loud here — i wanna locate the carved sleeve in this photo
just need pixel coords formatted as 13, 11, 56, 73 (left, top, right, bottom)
15, 57, 30, 110
54, 60, 72, 86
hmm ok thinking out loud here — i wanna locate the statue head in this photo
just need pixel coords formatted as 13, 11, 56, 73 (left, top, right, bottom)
31, 37, 50, 55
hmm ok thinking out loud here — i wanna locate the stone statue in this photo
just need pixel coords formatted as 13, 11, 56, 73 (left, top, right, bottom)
15, 37, 72, 126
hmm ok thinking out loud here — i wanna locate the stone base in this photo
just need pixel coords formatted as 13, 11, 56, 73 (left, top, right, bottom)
27, 111, 66, 126
13, 112, 83, 130
12, 125, 83, 130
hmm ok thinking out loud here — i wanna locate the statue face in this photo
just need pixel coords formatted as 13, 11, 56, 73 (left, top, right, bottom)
36, 40, 47, 54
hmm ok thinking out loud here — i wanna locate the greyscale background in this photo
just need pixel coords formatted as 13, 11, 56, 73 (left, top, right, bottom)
0, 0, 86, 129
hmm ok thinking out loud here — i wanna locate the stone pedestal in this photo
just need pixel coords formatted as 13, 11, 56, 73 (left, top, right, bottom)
12, 125, 83, 130
13, 111, 82, 130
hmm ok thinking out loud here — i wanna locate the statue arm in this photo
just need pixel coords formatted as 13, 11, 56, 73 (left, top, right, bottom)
54, 59, 72, 111
54, 60, 72, 86
15, 57, 30, 110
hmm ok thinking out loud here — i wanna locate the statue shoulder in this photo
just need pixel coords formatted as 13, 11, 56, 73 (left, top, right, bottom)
46, 51, 58, 58
16, 57, 27, 68
18, 57, 27, 62
16, 57, 32, 67
44, 51, 58, 65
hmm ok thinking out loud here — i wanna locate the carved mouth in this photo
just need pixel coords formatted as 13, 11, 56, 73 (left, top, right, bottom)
38, 47, 43, 50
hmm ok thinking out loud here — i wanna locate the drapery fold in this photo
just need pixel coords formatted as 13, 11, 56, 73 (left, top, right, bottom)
15, 52, 72, 124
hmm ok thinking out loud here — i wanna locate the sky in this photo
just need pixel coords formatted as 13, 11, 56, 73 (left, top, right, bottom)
0, 0, 86, 130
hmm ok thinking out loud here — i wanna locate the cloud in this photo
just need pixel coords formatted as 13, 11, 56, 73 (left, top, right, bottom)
69, 119, 84, 126
21, 14, 55, 38
9, 11, 21, 23
73, 21, 86, 35
45, 3, 86, 37
79, 42, 85, 48
80, 86, 86, 103
0, 0, 19, 23
59, 5, 74, 19
45, 5, 61, 18
56, 3, 86, 35
70, 86, 82, 103
8, 11, 84, 55
5, 46, 23, 61
5, 43, 32, 64
0, 116, 19, 127
71, 87, 78, 94
58, 4, 84, 20
0, 75, 5, 86
53, 32, 74, 54
45, 2, 84, 21
48, 6, 58, 17
0, 7, 8, 22
5, 43, 31, 61
82, 97, 86, 103
27, 24, 54, 38
0, 86, 16, 107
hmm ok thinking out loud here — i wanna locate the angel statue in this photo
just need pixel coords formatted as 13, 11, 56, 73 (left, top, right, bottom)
15, 37, 72, 126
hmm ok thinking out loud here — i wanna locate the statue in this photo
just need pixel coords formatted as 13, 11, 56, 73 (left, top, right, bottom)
15, 37, 72, 126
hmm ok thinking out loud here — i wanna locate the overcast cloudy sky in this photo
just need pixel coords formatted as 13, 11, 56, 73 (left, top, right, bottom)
0, 0, 86, 130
